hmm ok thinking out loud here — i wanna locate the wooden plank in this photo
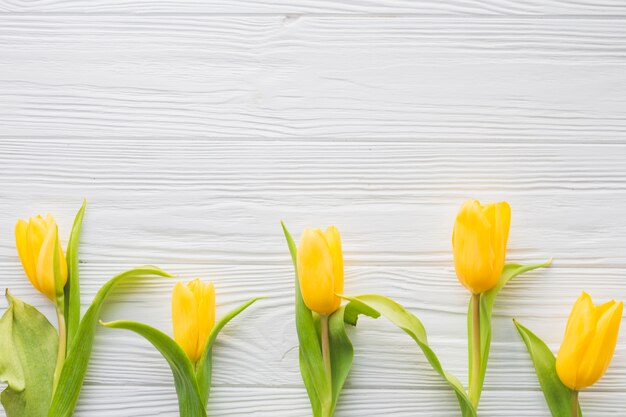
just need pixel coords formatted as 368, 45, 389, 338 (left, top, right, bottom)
67, 386, 626, 416
2, 0, 626, 16
1, 261, 624, 392
1, 16, 626, 140
1, 140, 625, 265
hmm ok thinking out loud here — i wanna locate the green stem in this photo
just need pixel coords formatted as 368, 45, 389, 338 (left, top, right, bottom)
469, 292, 481, 408
53, 303, 67, 392
571, 390, 579, 417
320, 314, 332, 416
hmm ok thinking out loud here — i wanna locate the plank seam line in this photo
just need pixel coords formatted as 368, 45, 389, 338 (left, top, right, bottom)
2, 12, 626, 19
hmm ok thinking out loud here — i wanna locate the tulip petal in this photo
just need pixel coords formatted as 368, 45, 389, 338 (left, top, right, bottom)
172, 282, 199, 363
44, 213, 55, 228
453, 200, 504, 293
576, 300, 623, 389
15, 219, 38, 289
484, 202, 510, 280
36, 225, 59, 300
27, 216, 47, 254
194, 281, 215, 362
556, 292, 596, 390
297, 228, 336, 315
324, 226, 344, 312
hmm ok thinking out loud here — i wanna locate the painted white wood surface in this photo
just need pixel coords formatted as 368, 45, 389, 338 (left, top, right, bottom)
1, 2, 625, 416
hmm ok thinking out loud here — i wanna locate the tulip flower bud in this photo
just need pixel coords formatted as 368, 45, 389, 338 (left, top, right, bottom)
452, 200, 511, 294
297, 226, 344, 315
172, 279, 216, 363
15, 214, 68, 300
556, 292, 623, 390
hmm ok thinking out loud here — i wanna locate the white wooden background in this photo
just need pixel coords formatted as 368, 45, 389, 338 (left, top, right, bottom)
1, 0, 626, 415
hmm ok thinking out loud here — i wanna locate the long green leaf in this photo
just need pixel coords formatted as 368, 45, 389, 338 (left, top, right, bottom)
196, 297, 263, 406
101, 320, 207, 417
282, 222, 331, 417
47, 265, 172, 417
468, 259, 552, 405
328, 302, 379, 415
514, 320, 581, 417
64, 199, 86, 348
0, 292, 57, 417
345, 294, 477, 417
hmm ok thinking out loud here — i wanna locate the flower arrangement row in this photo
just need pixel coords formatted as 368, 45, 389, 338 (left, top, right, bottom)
0, 200, 621, 417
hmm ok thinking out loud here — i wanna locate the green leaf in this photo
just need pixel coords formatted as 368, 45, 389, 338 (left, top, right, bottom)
196, 297, 263, 407
101, 320, 207, 417
468, 259, 552, 405
64, 199, 86, 348
51, 228, 66, 390
514, 320, 581, 417
282, 222, 331, 417
47, 265, 172, 417
0, 292, 58, 417
345, 294, 477, 417
327, 302, 379, 415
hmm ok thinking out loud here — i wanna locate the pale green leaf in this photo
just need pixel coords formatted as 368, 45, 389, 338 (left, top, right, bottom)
514, 320, 581, 417
0, 292, 57, 417
196, 297, 263, 407
64, 199, 86, 348
346, 294, 476, 417
47, 265, 172, 417
468, 260, 552, 404
101, 320, 207, 417
328, 302, 379, 415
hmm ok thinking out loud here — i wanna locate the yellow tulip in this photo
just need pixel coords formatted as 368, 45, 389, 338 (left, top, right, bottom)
452, 199, 511, 294
172, 279, 216, 363
556, 292, 623, 390
15, 214, 68, 300
297, 226, 344, 315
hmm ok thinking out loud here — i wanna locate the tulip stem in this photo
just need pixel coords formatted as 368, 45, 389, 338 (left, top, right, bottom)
53, 303, 67, 392
469, 293, 481, 408
571, 390, 579, 417
320, 314, 332, 392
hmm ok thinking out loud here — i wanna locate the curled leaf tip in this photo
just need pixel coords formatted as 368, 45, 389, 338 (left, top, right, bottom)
4, 288, 15, 302
140, 265, 175, 278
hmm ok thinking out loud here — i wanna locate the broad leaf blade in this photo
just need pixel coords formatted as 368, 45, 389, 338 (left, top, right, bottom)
47, 265, 172, 417
0, 292, 57, 417
514, 320, 580, 417
468, 259, 552, 404
102, 320, 207, 417
196, 297, 263, 406
282, 222, 330, 417
328, 302, 379, 415
347, 294, 476, 417
64, 199, 86, 348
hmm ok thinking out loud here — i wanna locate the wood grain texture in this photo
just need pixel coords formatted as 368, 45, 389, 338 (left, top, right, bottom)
2, 0, 626, 15
1, 139, 625, 416
1, 17, 626, 140
1, 3, 626, 416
